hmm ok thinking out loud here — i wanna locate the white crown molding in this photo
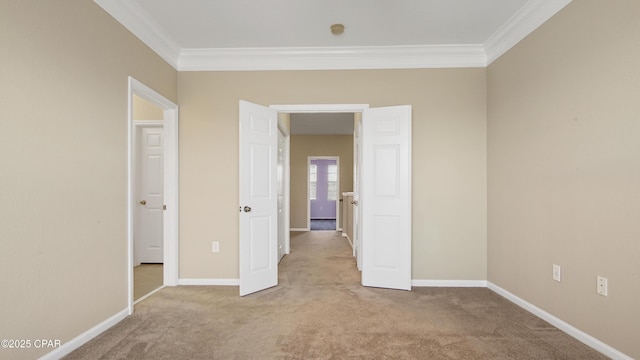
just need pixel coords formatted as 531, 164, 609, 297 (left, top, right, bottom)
93, 0, 181, 68
271, 104, 369, 113
484, 0, 573, 65
178, 45, 486, 71
95, 0, 571, 71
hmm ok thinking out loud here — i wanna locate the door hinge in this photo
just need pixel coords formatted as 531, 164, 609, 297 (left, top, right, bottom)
163, 204, 167, 210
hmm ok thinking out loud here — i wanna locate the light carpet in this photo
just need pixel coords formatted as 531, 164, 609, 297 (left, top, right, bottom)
134, 263, 163, 301
65, 231, 607, 359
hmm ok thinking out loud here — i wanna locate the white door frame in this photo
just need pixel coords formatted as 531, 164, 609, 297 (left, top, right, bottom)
128, 77, 179, 314
277, 120, 291, 255
307, 156, 340, 230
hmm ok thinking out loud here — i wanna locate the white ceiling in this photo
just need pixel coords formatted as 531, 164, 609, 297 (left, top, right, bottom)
94, 0, 572, 70
133, 0, 528, 48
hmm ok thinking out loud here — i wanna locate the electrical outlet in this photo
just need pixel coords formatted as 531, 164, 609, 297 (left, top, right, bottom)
552, 264, 561, 282
212, 241, 220, 253
597, 276, 608, 296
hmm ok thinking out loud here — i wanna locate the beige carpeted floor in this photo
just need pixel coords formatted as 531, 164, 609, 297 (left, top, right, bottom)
66, 231, 607, 359
134, 263, 163, 301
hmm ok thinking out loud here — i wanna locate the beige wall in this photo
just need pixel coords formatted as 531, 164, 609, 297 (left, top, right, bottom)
177, 68, 487, 281
290, 135, 354, 229
134, 94, 164, 120
487, 1, 640, 358
0, 1, 177, 359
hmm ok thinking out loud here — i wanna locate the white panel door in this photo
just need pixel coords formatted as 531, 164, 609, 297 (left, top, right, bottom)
136, 126, 164, 264
239, 100, 278, 296
361, 106, 412, 290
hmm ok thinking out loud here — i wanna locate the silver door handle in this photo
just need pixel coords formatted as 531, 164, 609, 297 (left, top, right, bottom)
243, 206, 252, 212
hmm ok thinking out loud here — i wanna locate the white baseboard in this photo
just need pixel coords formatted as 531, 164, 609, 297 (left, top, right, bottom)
487, 282, 632, 360
290, 228, 308, 232
39, 308, 129, 360
412, 279, 488, 287
134, 285, 166, 305
38, 280, 630, 360
178, 278, 239, 286
341, 233, 354, 249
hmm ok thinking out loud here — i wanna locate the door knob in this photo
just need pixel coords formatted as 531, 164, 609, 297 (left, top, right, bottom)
140, 200, 147, 205
243, 206, 252, 212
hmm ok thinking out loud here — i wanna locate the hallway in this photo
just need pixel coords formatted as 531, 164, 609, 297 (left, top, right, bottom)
279, 231, 359, 286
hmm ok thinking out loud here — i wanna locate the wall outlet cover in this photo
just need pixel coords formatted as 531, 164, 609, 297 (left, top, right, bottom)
597, 276, 608, 296
552, 264, 561, 282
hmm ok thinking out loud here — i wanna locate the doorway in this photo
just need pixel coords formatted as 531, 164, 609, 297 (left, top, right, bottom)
277, 126, 289, 263
128, 77, 179, 313
133, 121, 163, 301
308, 157, 340, 231
239, 102, 412, 296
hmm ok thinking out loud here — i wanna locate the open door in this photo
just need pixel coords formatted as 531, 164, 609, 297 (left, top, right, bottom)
135, 125, 164, 264
361, 105, 412, 291
239, 100, 279, 296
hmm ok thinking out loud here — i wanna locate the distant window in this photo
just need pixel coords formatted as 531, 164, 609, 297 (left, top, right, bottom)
327, 164, 337, 201
309, 164, 317, 200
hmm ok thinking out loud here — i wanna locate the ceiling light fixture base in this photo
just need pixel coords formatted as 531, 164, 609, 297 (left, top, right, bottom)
330, 24, 345, 35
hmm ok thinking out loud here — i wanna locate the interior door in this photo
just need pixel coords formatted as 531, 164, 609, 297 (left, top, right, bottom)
361, 105, 412, 290
136, 126, 164, 264
239, 100, 278, 296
